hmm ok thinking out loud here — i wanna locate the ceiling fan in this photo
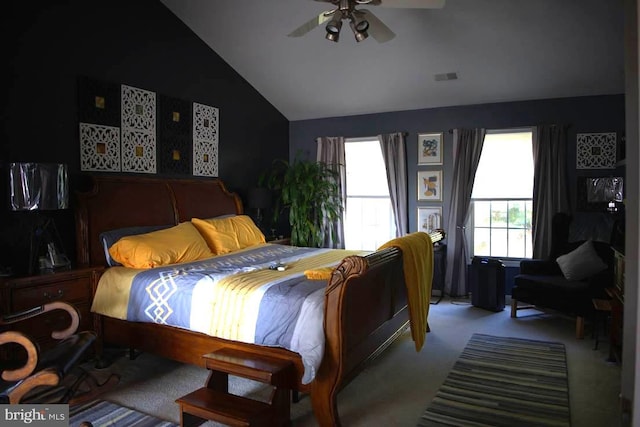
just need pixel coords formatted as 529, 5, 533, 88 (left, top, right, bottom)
287, 0, 445, 43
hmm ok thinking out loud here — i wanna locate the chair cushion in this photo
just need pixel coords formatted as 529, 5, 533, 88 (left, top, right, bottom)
556, 240, 607, 281
512, 275, 594, 316
519, 259, 562, 275
514, 274, 589, 293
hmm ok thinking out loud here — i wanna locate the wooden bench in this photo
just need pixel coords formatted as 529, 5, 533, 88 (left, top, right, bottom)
176, 348, 294, 427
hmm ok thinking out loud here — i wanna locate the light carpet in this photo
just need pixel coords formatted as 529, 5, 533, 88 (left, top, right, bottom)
417, 333, 570, 427
80, 299, 620, 426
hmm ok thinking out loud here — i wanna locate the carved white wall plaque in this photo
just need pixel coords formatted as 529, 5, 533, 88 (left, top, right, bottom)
121, 130, 157, 173
576, 132, 616, 169
79, 123, 121, 171
122, 85, 156, 173
193, 102, 219, 177
193, 139, 219, 177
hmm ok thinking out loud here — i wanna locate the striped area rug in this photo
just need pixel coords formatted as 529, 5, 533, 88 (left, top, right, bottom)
70, 399, 177, 427
417, 333, 570, 427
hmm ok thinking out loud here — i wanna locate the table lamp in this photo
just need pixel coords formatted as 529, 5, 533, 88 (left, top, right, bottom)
9, 162, 71, 274
248, 187, 271, 231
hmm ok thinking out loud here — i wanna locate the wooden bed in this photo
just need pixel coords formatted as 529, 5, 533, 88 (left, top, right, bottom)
75, 175, 442, 426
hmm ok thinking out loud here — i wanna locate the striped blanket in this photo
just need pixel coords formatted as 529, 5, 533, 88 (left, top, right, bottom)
91, 244, 365, 383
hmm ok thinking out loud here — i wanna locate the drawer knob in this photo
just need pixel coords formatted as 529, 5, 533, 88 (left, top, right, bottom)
43, 289, 65, 300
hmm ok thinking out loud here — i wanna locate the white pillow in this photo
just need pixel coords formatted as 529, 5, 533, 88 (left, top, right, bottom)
556, 240, 607, 281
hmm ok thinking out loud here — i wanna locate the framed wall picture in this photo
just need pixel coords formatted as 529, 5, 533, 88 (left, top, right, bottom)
418, 132, 443, 165
417, 170, 442, 201
418, 206, 442, 234
576, 176, 624, 211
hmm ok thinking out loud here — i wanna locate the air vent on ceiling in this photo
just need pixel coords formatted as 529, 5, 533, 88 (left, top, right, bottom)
434, 72, 458, 81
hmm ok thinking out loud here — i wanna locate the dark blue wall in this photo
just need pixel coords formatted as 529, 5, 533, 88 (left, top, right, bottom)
290, 95, 625, 238
1, 0, 289, 274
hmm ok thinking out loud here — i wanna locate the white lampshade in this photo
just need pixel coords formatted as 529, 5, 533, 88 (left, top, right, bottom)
9, 163, 69, 211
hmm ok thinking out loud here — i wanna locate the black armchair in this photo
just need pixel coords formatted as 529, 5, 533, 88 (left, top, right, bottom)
511, 212, 616, 338
1, 301, 117, 404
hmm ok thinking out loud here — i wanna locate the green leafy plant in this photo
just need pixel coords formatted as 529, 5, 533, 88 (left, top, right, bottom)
261, 157, 343, 247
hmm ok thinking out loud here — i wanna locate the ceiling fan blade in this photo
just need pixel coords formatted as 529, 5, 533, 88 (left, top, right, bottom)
287, 9, 336, 37
358, 9, 395, 43
369, 0, 445, 8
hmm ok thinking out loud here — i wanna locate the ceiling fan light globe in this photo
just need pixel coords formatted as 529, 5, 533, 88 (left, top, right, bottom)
326, 31, 340, 42
349, 17, 369, 42
355, 31, 368, 42
326, 17, 342, 35
355, 19, 369, 32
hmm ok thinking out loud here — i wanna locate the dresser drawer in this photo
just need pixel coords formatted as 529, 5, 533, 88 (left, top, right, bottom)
11, 277, 92, 311
3, 307, 94, 360
13, 303, 92, 339
0, 268, 100, 363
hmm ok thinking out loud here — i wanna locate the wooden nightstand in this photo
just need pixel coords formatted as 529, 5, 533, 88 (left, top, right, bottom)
0, 266, 103, 362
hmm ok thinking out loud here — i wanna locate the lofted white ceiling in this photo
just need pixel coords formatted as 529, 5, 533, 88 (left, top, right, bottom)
160, 0, 625, 121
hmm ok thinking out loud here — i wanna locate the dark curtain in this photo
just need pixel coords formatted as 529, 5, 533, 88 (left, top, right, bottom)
316, 136, 346, 248
378, 132, 408, 237
444, 128, 486, 296
532, 125, 570, 259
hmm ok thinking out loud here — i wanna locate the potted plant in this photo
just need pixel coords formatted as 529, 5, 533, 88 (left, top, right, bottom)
261, 157, 343, 247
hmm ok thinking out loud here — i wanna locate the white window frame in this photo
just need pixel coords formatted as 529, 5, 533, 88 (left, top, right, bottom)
467, 128, 534, 267
344, 137, 395, 250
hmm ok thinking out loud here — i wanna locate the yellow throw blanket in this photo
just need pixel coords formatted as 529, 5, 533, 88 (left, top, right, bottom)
378, 232, 433, 351
304, 267, 334, 280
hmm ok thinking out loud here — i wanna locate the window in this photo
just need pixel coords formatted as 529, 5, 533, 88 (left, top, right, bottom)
470, 129, 533, 259
344, 138, 395, 250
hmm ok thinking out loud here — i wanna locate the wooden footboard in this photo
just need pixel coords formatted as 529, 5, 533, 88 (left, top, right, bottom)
311, 247, 408, 426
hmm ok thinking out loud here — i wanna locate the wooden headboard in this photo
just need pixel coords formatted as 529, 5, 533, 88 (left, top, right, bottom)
75, 176, 243, 267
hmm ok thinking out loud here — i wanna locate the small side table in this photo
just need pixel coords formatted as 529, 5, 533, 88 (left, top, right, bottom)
592, 298, 612, 351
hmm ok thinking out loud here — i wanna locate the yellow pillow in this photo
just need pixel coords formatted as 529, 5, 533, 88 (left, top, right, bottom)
191, 216, 239, 255
233, 215, 267, 248
191, 215, 265, 255
108, 222, 215, 269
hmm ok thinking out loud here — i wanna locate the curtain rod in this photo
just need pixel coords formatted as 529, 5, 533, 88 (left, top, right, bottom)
447, 124, 572, 134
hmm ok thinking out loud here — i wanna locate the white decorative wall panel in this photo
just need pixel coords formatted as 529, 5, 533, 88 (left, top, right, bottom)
121, 85, 156, 132
192, 102, 219, 177
193, 139, 218, 177
79, 123, 121, 172
193, 103, 218, 141
122, 85, 156, 173
121, 130, 157, 173
576, 133, 616, 169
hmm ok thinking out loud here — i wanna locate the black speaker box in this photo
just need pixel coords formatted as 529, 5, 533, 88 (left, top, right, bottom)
470, 257, 506, 312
